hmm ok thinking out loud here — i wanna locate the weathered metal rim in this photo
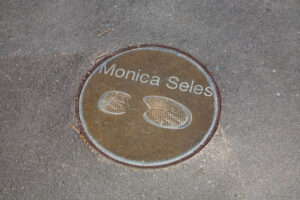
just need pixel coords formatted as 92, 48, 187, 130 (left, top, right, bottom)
75, 44, 221, 168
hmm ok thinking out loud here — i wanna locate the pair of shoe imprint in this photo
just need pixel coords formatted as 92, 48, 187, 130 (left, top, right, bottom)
98, 90, 192, 130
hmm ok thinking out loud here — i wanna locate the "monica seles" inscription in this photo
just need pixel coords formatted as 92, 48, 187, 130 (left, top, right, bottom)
98, 63, 213, 97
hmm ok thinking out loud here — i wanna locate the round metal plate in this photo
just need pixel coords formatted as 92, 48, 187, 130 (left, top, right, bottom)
75, 44, 221, 168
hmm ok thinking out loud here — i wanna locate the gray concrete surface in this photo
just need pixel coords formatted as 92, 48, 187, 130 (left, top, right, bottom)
0, 0, 299, 199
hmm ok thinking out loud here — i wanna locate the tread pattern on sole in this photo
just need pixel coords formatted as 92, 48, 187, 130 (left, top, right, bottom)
98, 91, 131, 115
143, 96, 192, 129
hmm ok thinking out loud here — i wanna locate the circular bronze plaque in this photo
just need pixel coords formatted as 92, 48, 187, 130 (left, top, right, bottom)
76, 44, 221, 167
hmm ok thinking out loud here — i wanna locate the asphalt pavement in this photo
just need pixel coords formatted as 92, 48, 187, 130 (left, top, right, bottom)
0, 0, 299, 199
